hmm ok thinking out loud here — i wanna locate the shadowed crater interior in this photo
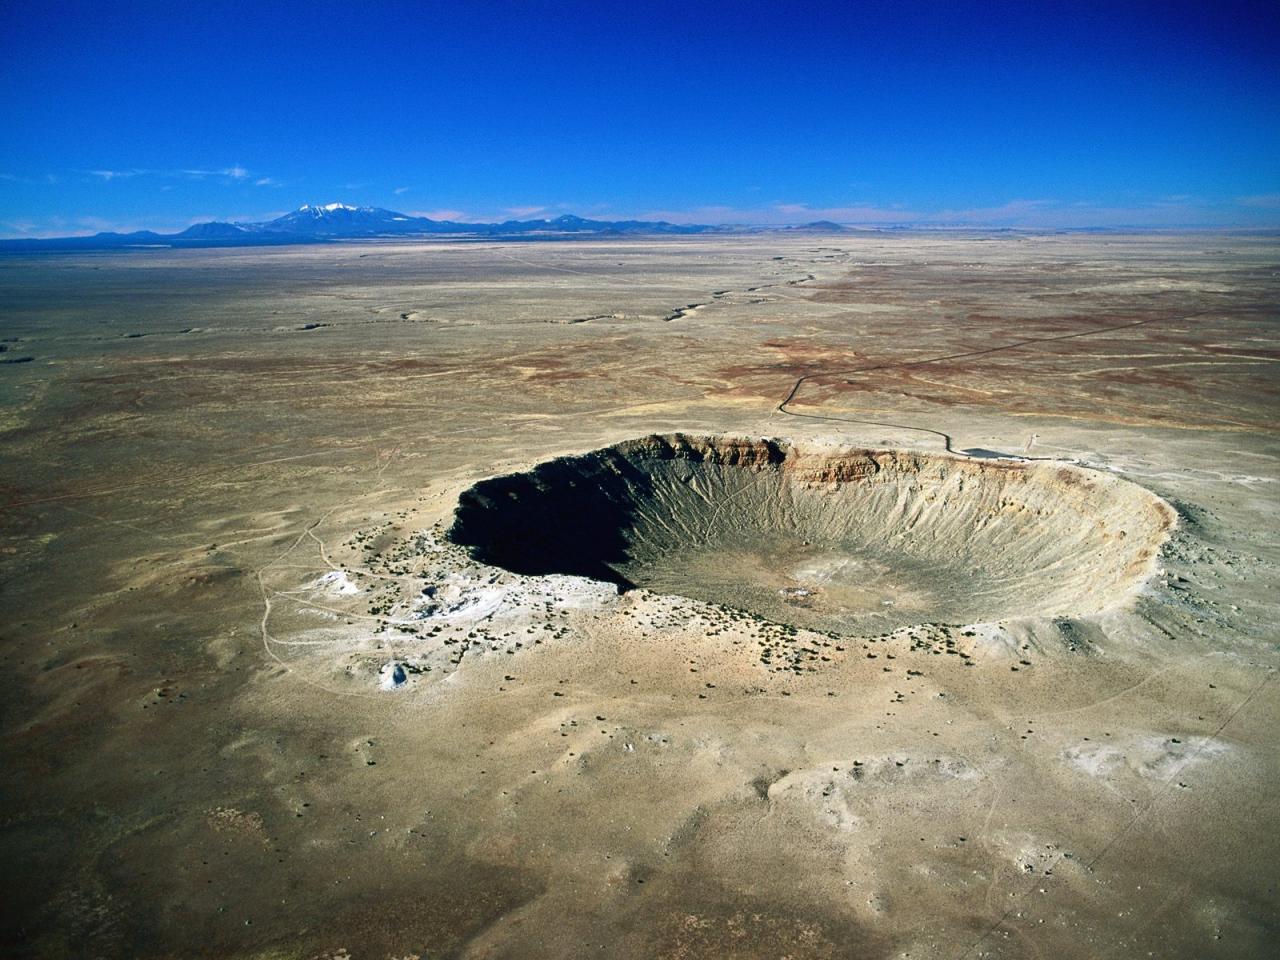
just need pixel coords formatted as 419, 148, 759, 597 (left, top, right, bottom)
448, 434, 1175, 632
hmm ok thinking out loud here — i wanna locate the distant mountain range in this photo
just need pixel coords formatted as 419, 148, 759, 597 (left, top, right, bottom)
0, 203, 770, 250
2, 207, 1247, 250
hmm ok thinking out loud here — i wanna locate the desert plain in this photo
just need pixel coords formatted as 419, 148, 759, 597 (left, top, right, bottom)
0, 232, 1277, 958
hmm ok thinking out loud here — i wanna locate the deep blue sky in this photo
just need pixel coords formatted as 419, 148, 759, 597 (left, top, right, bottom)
2, 0, 1278, 235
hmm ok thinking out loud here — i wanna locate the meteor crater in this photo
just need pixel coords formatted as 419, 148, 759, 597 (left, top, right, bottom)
448, 434, 1174, 633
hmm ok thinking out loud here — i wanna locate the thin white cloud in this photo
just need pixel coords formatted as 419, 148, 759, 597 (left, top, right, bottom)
180, 166, 251, 179
393, 186, 411, 195
926, 197, 1271, 227
336, 196, 1280, 227
75, 216, 122, 231
638, 197, 1280, 228
88, 166, 262, 183
1238, 193, 1280, 208
930, 199, 1055, 223
89, 169, 145, 181
634, 205, 754, 224
254, 177, 281, 187
772, 202, 922, 223
0, 219, 43, 236
410, 209, 466, 221
633, 203, 920, 225
0, 172, 57, 185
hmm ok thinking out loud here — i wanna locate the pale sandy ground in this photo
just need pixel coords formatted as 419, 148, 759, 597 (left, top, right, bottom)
0, 234, 1277, 959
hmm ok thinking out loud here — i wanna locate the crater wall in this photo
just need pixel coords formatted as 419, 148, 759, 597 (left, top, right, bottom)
449, 435, 1176, 632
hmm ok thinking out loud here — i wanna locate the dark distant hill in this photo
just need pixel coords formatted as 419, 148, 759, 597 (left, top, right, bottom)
0, 203, 733, 250
788, 220, 848, 232
175, 221, 253, 239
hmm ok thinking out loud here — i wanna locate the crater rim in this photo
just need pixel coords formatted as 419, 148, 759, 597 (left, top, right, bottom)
446, 433, 1176, 633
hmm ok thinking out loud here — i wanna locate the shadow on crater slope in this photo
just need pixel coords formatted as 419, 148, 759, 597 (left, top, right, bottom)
448, 435, 1175, 633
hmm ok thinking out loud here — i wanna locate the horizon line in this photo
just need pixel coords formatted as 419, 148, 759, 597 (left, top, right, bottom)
4, 200, 1280, 242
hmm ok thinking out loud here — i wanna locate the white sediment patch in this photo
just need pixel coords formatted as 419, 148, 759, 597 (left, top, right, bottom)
1073, 278, 1232, 294
766, 768, 863, 832
379, 661, 408, 690
413, 571, 616, 624
1062, 734, 1229, 780
766, 756, 981, 832
308, 569, 362, 596
957, 622, 1019, 656
986, 832, 1075, 875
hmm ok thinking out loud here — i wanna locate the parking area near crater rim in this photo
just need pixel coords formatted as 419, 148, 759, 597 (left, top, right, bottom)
0, 233, 1277, 960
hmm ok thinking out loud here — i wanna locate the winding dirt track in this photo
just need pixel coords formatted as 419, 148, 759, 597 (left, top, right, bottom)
777, 311, 1213, 453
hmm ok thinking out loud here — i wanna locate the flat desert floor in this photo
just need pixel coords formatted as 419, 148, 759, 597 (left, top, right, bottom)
1, 233, 1277, 959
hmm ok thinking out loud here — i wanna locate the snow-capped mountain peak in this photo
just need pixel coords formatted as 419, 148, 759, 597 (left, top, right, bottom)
296, 202, 363, 215
261, 203, 412, 234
